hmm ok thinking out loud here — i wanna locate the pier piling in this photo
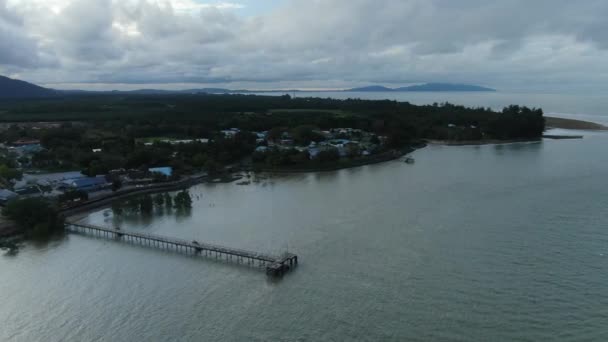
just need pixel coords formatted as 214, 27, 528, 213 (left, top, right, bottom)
65, 221, 298, 276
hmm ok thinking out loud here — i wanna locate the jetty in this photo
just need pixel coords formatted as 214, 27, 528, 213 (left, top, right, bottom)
65, 221, 298, 276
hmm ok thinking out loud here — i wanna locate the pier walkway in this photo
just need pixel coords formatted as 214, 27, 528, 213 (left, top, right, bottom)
65, 221, 298, 276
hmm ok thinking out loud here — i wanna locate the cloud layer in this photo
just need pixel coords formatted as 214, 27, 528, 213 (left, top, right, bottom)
2, 0, 608, 90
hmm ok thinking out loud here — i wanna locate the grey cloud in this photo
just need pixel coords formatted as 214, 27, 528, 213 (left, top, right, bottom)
4, 0, 608, 90
49, 0, 122, 61
0, 0, 42, 67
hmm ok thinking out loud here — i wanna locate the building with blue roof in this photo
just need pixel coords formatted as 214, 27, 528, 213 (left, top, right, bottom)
148, 167, 173, 177
61, 176, 109, 192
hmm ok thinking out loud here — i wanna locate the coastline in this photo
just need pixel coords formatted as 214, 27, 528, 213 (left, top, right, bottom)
0, 174, 241, 239
427, 116, 606, 146
1, 147, 421, 239
251, 145, 423, 174
60, 174, 242, 219
2, 115, 606, 241
545, 116, 607, 130
425, 138, 541, 146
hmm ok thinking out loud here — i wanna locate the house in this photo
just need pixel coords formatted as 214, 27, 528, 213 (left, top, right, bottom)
14, 171, 85, 192
308, 147, 321, 159
161, 139, 209, 145
148, 167, 173, 177
14, 185, 42, 197
255, 146, 269, 153
308, 145, 337, 159
320, 130, 333, 138
255, 132, 267, 139
221, 128, 240, 138
12, 139, 40, 147
328, 139, 351, 148
15, 144, 43, 155
109, 169, 126, 175
0, 189, 18, 205
61, 176, 109, 192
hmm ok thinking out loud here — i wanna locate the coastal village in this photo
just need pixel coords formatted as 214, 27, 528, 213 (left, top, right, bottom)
0, 96, 544, 240
0, 122, 389, 215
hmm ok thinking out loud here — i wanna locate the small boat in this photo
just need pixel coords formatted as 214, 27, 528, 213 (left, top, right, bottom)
404, 157, 415, 164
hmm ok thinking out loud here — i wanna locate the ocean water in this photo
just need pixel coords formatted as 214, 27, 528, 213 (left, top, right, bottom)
1, 91, 608, 341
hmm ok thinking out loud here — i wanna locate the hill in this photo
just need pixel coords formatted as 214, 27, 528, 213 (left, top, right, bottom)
346, 85, 395, 92
396, 83, 495, 92
346, 83, 495, 92
0, 75, 56, 98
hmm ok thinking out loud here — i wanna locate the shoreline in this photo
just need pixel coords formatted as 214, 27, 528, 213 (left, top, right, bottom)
2, 115, 605, 240
425, 138, 541, 146
0, 174, 242, 239
250, 146, 423, 174
545, 116, 607, 130
60, 174, 242, 219
1, 148, 421, 239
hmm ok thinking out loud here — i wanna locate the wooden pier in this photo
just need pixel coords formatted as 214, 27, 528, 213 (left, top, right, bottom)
65, 221, 298, 276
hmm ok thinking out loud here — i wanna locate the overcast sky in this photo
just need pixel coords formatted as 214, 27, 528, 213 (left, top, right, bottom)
1, 0, 608, 91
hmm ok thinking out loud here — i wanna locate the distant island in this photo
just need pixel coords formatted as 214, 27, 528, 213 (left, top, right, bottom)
0, 75, 494, 98
347, 83, 496, 92
62, 83, 496, 95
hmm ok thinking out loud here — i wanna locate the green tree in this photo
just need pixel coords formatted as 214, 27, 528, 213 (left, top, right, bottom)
267, 127, 284, 141
112, 179, 123, 192
317, 148, 340, 163
111, 201, 124, 216
164, 193, 173, 209
192, 153, 207, 168
2, 198, 64, 237
174, 190, 192, 209
291, 125, 323, 145
0, 164, 22, 181
204, 159, 222, 176
139, 195, 154, 214
154, 193, 165, 207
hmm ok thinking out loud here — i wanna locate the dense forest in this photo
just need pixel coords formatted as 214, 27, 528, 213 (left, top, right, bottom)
0, 94, 545, 175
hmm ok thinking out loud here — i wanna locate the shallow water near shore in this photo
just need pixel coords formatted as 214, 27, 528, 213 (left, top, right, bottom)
2, 129, 608, 341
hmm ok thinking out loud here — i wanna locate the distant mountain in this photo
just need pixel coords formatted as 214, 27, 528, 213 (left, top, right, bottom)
347, 85, 395, 92
0, 76, 495, 98
186, 88, 232, 94
346, 83, 496, 92
0, 75, 56, 98
396, 83, 495, 92
59, 88, 234, 95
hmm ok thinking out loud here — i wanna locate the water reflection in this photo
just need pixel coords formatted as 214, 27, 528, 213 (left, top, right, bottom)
109, 191, 194, 228
0, 240, 21, 256
1, 231, 66, 256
